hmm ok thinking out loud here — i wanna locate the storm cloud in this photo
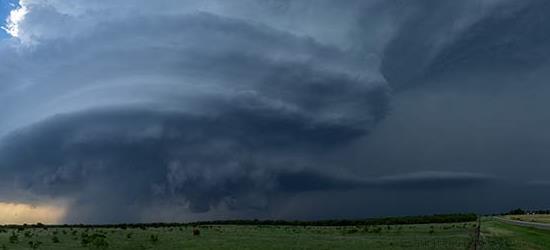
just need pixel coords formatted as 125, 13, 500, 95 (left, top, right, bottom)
0, 0, 549, 223
0, 107, 493, 222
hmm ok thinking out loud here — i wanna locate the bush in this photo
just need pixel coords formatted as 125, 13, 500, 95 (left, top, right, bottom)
24, 231, 32, 238
150, 234, 159, 244
28, 241, 42, 250
507, 208, 526, 215
8, 233, 18, 244
52, 235, 60, 243
82, 233, 108, 249
371, 227, 382, 234
91, 235, 109, 249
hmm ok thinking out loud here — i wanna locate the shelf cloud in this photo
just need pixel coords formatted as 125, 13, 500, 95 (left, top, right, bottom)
1, 0, 549, 223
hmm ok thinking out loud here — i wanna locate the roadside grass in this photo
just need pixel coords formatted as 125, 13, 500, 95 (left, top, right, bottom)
504, 214, 550, 224
0, 222, 476, 250
481, 217, 550, 250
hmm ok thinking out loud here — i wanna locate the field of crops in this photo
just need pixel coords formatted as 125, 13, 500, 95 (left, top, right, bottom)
0, 222, 477, 250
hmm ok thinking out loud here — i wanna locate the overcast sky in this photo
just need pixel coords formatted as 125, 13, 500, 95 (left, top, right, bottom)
1, 0, 550, 224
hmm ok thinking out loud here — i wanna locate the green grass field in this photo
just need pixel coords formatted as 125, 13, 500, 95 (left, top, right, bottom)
0, 223, 477, 250
0, 218, 549, 249
480, 217, 550, 250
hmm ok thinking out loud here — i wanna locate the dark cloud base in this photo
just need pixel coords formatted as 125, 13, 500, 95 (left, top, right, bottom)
0, 107, 494, 223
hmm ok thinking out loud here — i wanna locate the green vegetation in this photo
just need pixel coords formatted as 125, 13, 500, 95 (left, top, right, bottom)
0, 214, 548, 249
481, 217, 550, 249
187, 213, 478, 227
0, 222, 476, 249
504, 214, 550, 224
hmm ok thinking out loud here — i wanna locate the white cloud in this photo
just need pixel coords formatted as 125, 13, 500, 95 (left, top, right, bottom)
2, 3, 27, 38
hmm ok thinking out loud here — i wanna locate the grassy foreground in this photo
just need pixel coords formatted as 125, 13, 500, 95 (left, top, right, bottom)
480, 217, 550, 249
2, 216, 549, 250
0, 223, 477, 250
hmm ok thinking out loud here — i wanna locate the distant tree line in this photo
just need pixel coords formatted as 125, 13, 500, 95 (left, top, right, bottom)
187, 213, 478, 227
502, 208, 550, 215
0, 213, 477, 229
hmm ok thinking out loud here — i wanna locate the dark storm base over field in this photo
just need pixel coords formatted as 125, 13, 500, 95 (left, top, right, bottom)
1, 0, 550, 224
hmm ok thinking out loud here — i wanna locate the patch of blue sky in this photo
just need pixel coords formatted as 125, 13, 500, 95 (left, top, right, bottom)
0, 0, 18, 39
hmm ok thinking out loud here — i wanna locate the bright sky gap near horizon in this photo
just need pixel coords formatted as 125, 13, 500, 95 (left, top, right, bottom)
1, 0, 550, 225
